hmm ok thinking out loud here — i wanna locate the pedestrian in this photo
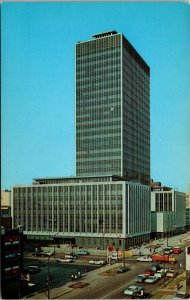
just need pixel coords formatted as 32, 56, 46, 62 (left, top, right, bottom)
74, 274, 78, 281
71, 274, 74, 281
78, 271, 81, 278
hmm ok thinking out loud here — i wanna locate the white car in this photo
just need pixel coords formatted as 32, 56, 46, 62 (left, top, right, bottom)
137, 256, 153, 262
89, 259, 105, 265
154, 272, 164, 279
157, 268, 169, 274
56, 258, 73, 263
42, 251, 53, 257
144, 275, 159, 284
110, 251, 121, 260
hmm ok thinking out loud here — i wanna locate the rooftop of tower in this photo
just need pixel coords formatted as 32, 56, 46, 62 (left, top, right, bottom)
92, 30, 118, 39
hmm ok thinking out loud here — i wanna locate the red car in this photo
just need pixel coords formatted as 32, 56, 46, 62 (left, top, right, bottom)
143, 269, 155, 276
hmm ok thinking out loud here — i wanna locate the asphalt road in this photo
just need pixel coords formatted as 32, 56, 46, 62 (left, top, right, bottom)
22, 240, 187, 299
64, 254, 186, 299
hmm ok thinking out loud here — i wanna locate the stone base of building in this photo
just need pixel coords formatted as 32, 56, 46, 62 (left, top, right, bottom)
25, 233, 150, 250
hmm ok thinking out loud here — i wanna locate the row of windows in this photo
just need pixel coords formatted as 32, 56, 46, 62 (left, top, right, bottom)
13, 184, 123, 194
76, 58, 121, 70
76, 51, 120, 64
77, 153, 120, 160
76, 35, 120, 55
76, 44, 120, 58
76, 110, 120, 121
155, 193, 173, 211
76, 66, 120, 77
76, 88, 120, 100
76, 75, 121, 86
76, 81, 121, 94
76, 120, 120, 132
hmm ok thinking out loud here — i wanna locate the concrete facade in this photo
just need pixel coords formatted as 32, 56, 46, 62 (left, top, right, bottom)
11, 176, 151, 248
151, 186, 186, 238
76, 31, 150, 185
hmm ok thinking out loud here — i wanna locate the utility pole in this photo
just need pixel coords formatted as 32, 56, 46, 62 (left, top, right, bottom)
47, 256, 51, 299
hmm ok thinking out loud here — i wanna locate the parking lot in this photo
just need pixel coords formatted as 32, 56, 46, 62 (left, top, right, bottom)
21, 256, 98, 298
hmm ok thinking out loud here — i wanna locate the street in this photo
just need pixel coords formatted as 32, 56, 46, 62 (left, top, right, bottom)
22, 232, 190, 299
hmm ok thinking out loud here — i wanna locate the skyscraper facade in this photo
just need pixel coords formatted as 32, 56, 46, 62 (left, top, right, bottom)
11, 31, 151, 248
76, 31, 150, 185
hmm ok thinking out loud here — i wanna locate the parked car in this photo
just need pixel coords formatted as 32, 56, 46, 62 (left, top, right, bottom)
166, 269, 178, 277
89, 259, 105, 265
154, 272, 164, 279
173, 247, 182, 254
117, 266, 129, 273
110, 251, 121, 260
64, 254, 78, 259
56, 258, 73, 263
164, 247, 173, 255
76, 249, 89, 255
134, 274, 149, 283
23, 265, 41, 274
33, 251, 53, 257
144, 275, 159, 284
137, 256, 153, 262
68, 253, 78, 259
150, 262, 161, 271
123, 285, 145, 296
143, 269, 155, 276
157, 268, 169, 274
43, 251, 53, 257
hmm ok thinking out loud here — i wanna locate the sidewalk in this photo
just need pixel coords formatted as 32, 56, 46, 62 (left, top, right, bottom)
152, 271, 187, 299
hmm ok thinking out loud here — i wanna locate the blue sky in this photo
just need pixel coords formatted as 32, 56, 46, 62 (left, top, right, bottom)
2, 2, 190, 192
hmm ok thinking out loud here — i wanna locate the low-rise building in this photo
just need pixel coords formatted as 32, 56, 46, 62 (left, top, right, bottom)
151, 182, 186, 239
11, 175, 151, 249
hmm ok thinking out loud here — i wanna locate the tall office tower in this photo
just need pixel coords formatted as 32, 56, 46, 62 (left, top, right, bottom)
76, 30, 150, 185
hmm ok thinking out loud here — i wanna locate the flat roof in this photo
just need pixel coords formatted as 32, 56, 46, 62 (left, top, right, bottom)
92, 30, 118, 39
33, 174, 121, 181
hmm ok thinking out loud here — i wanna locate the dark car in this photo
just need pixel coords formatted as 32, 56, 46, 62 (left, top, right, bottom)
117, 266, 129, 273
68, 253, 78, 259
134, 274, 149, 283
33, 251, 53, 257
22, 265, 41, 274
